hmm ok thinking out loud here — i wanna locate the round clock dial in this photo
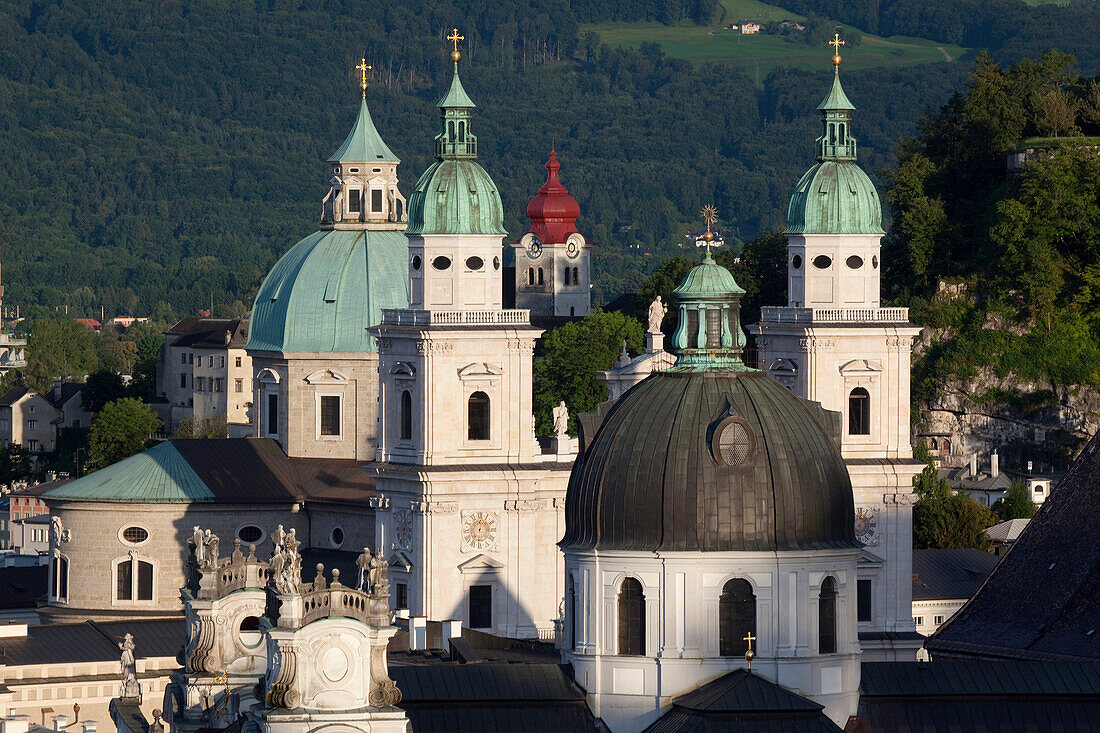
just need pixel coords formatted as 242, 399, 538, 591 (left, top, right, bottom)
527, 235, 543, 258
854, 507, 879, 546
394, 509, 412, 550
462, 511, 498, 551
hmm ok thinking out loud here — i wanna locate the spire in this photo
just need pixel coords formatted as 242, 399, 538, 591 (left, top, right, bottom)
815, 35, 857, 162
329, 62, 399, 163
669, 208, 750, 372
434, 30, 478, 160
525, 150, 581, 244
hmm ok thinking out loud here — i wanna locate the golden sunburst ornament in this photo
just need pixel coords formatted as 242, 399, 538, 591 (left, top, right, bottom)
700, 204, 718, 252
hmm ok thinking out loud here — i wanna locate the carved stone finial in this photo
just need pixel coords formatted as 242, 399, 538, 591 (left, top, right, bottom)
331, 568, 341, 586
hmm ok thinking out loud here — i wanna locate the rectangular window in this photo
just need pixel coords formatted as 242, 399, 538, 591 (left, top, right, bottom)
857, 579, 872, 622
117, 560, 133, 601
349, 189, 362, 213
28, 406, 34, 414
235, 357, 242, 367
137, 561, 154, 600
267, 393, 279, 436
469, 585, 492, 629
235, 379, 243, 393
27, 420, 36, 430
180, 373, 187, 388
196, 378, 204, 392
219, 357, 224, 368
320, 395, 341, 436
913, 616, 924, 626
396, 583, 408, 610
371, 188, 383, 212
52, 555, 68, 601
181, 353, 187, 365
933, 615, 945, 626
27, 440, 38, 452
189, 353, 194, 364
214, 378, 223, 393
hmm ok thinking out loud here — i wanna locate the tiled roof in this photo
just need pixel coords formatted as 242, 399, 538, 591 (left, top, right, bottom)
985, 518, 1030, 543
0, 386, 31, 406
169, 318, 247, 349
927, 431, 1100, 660
912, 549, 1000, 601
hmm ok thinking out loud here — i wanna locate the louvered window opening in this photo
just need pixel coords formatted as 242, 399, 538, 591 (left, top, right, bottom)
618, 578, 645, 656
819, 576, 838, 653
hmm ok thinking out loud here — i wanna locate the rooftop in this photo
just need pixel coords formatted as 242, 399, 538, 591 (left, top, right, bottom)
912, 548, 1000, 602
167, 317, 248, 350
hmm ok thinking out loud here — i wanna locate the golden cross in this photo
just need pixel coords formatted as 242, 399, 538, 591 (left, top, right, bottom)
448, 28, 464, 53
743, 631, 756, 668
829, 33, 845, 55
356, 58, 371, 98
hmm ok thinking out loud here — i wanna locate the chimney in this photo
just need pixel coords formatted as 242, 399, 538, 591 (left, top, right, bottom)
53, 716, 68, 732
442, 619, 462, 655
3, 717, 31, 733
81, 722, 97, 733
991, 451, 999, 479
410, 616, 427, 651
969, 453, 977, 477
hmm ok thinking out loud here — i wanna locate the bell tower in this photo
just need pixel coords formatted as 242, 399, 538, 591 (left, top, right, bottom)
749, 41, 924, 662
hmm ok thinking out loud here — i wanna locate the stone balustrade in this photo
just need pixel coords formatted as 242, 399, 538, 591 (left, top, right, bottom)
381, 308, 530, 326
759, 306, 909, 324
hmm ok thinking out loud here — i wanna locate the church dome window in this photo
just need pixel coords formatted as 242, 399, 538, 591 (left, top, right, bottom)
349, 168, 359, 173
466, 256, 484, 271
121, 526, 149, 545
712, 417, 756, 467
846, 255, 864, 269
812, 255, 832, 269
819, 576, 838, 653
719, 578, 756, 657
372, 168, 381, 173
792, 255, 802, 269
412, 255, 422, 271
239, 615, 264, 649
331, 527, 344, 548
237, 525, 264, 544
432, 256, 452, 271
618, 577, 646, 655
872, 255, 879, 269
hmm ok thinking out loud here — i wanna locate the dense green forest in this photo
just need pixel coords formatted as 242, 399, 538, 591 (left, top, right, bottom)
0, 0, 974, 318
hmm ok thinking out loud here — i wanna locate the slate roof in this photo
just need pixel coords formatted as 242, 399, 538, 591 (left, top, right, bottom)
391, 662, 598, 731
858, 661, 1100, 732
912, 549, 1000, 601
0, 386, 31, 406
985, 517, 1030, 543
0, 618, 182, 666
927, 432, 1100, 661
564, 370, 857, 552
939, 465, 1013, 494
168, 317, 247, 349
0, 565, 47, 610
645, 670, 842, 732
43, 438, 372, 506
45, 381, 83, 409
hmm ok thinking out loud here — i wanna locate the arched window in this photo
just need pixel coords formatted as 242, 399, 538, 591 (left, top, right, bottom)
943, 439, 951, 455
819, 576, 837, 654
538, 268, 544, 285
563, 268, 570, 285
567, 573, 577, 650
448, 120, 455, 141
116, 556, 154, 602
617, 577, 645, 655
929, 438, 938, 450
528, 268, 535, 286
838, 123, 846, 144
829, 122, 836, 144
849, 387, 870, 435
458, 121, 466, 142
468, 391, 490, 440
572, 266, 579, 284
719, 579, 756, 657
400, 390, 412, 441
51, 554, 69, 602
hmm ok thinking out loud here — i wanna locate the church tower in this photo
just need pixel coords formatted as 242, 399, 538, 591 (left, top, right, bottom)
368, 34, 572, 639
513, 151, 591, 318
748, 42, 923, 661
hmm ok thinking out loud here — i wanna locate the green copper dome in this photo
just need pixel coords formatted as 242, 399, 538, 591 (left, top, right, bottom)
786, 68, 884, 236
669, 251, 751, 371
246, 229, 409, 353
329, 97, 399, 163
672, 251, 746, 299
405, 64, 506, 236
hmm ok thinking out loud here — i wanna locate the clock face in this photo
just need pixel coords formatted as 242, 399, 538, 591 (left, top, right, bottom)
462, 511, 499, 551
527, 235, 542, 258
394, 509, 412, 550
854, 507, 879, 546
567, 241, 578, 256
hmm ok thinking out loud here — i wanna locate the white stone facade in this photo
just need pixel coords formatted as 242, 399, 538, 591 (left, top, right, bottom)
596, 333, 675, 401
563, 549, 862, 731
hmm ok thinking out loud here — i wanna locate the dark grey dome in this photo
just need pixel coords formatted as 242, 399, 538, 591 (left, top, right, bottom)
562, 370, 858, 553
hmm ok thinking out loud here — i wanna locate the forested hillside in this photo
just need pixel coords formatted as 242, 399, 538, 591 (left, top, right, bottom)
0, 0, 969, 318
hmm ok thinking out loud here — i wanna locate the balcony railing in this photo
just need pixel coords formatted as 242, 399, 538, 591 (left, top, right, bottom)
758, 306, 910, 324
381, 309, 531, 326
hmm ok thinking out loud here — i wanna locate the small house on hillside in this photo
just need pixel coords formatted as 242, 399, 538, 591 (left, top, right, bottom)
741, 22, 761, 34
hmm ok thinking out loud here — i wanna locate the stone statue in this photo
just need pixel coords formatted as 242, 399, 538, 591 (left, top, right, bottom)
648, 295, 666, 334
202, 530, 220, 569
269, 525, 302, 595
553, 400, 569, 437
271, 524, 286, 550
119, 633, 140, 700
368, 551, 388, 596
356, 547, 372, 591
191, 526, 205, 566
50, 516, 64, 547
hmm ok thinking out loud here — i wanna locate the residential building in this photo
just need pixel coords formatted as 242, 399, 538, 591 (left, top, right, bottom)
911, 548, 999, 639
985, 517, 1030, 555
940, 452, 1012, 507
0, 388, 59, 457
741, 21, 762, 33
10, 514, 50, 555
46, 380, 89, 430
157, 317, 251, 435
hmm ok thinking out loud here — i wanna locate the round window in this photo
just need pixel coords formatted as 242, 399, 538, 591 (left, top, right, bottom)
846, 255, 864, 269
331, 527, 344, 548
872, 255, 879, 269
792, 255, 803, 269
466, 256, 484, 271
812, 255, 832, 269
432, 256, 452, 271
239, 615, 263, 649
411, 255, 422, 271
237, 525, 263, 544
493, 256, 500, 271
121, 526, 148, 544
712, 418, 757, 467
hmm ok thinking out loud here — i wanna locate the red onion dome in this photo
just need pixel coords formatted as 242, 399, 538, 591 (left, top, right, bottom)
525, 151, 581, 244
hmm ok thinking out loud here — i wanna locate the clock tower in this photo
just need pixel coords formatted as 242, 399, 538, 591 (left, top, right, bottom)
748, 49, 924, 661
368, 38, 573, 639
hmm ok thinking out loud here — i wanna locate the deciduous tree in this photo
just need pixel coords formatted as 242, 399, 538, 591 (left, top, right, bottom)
87, 398, 161, 470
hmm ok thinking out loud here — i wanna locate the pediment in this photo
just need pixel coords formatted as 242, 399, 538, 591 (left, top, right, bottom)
769, 358, 799, 374
388, 550, 413, 572
457, 362, 504, 379
457, 553, 504, 574
256, 368, 281, 384
858, 548, 884, 566
388, 362, 416, 376
304, 368, 348, 384
839, 359, 882, 374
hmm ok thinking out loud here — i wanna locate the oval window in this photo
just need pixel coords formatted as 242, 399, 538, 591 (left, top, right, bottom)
712, 418, 757, 467
493, 256, 500, 271
791, 255, 803, 270
411, 255, 422, 271
331, 527, 344, 548
238, 525, 263, 544
813, 255, 832, 269
466, 256, 484, 271
432, 256, 452, 271
846, 255, 864, 269
122, 526, 148, 544
872, 255, 879, 269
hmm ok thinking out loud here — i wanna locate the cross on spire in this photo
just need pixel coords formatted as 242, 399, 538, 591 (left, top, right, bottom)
447, 28, 465, 64
829, 33, 844, 67
356, 58, 371, 98
743, 631, 756, 669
